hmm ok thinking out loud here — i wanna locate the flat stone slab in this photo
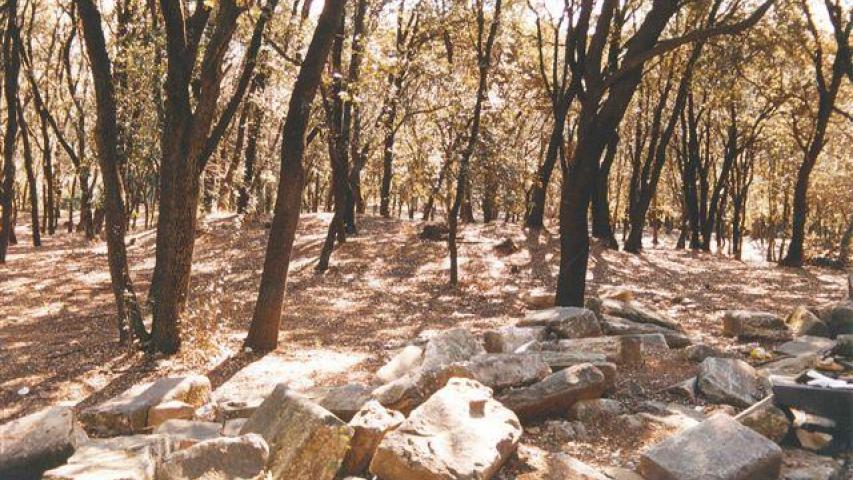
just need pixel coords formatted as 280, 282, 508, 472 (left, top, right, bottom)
775, 336, 835, 357
420, 328, 486, 371
43, 434, 173, 480
483, 326, 548, 354
639, 414, 783, 480
154, 420, 221, 449
723, 310, 791, 341
497, 363, 606, 420
0, 406, 88, 479
599, 298, 682, 331
456, 353, 551, 391
602, 316, 691, 348
300, 383, 373, 421
519, 307, 602, 339
157, 434, 269, 480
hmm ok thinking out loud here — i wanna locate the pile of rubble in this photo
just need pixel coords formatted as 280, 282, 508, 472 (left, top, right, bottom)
1, 294, 851, 480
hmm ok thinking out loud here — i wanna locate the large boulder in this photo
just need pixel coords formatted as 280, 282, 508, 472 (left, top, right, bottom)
599, 298, 682, 331
456, 353, 551, 391
697, 357, 765, 408
420, 328, 486, 371
0, 406, 88, 480
376, 346, 423, 383
156, 434, 268, 480
240, 384, 353, 480
826, 302, 853, 336
369, 378, 522, 480
372, 363, 474, 414
483, 326, 548, 354
43, 434, 173, 480
639, 414, 783, 480
722, 310, 791, 341
519, 307, 603, 339
785, 307, 829, 338
300, 383, 372, 422
80, 375, 211, 435
734, 395, 790, 443
497, 363, 607, 420
342, 400, 405, 475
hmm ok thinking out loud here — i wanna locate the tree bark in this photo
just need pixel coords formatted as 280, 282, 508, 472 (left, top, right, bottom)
1, 0, 21, 262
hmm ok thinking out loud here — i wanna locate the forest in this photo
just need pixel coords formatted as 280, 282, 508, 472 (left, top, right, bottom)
0, 0, 852, 478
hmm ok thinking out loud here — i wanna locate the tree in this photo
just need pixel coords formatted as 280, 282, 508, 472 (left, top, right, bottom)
1, 0, 21, 263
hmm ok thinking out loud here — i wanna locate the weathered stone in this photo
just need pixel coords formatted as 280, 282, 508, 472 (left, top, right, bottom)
369, 378, 521, 480
420, 328, 486, 371
602, 316, 691, 348
621, 333, 669, 366
599, 298, 682, 331
516, 451, 609, 480
0, 406, 88, 480
601, 466, 648, 480
372, 363, 474, 414
543, 420, 588, 442
376, 346, 423, 383
154, 420, 221, 449
539, 336, 621, 362
483, 326, 548, 354
735, 395, 790, 443
759, 354, 818, 375
639, 414, 783, 480
240, 384, 353, 480
568, 398, 625, 422
834, 334, 853, 356
685, 344, 729, 362
156, 434, 268, 480
456, 353, 551, 391
497, 363, 606, 420
222, 418, 247, 437
519, 307, 602, 339
43, 434, 173, 480
794, 429, 833, 451
697, 357, 764, 408
779, 337, 836, 360
524, 288, 553, 309
301, 383, 372, 422
786, 307, 830, 338
342, 400, 405, 475
722, 310, 791, 341
214, 398, 262, 423
80, 376, 211, 435
780, 448, 844, 480
666, 376, 699, 402
826, 302, 853, 336
147, 400, 195, 429
533, 353, 617, 389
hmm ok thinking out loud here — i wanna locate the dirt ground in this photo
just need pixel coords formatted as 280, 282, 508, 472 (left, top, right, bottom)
0, 212, 847, 469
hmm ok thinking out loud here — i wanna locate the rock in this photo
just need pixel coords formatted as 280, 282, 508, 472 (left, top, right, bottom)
342, 400, 405, 475
222, 418, 247, 437
722, 310, 791, 341
456, 353, 551, 391
524, 288, 553, 309
156, 434, 268, 480
533, 353, 617, 390
372, 363, 474, 414
80, 376, 211, 435
786, 307, 830, 337
369, 378, 521, 480
620, 333, 669, 366
421, 328, 486, 371
568, 398, 625, 422
516, 451, 609, 480
617, 414, 648, 434
419, 222, 449, 240
666, 377, 698, 402
300, 383, 372, 421
43, 434, 173, 480
735, 395, 790, 443
794, 429, 833, 451
780, 448, 844, 480
759, 354, 818, 375
639, 414, 783, 480
147, 400, 195, 429
599, 298, 682, 331
834, 334, 853, 356
240, 384, 353, 480
685, 344, 728, 362
0, 406, 88, 480
519, 307, 603, 339
543, 420, 588, 442
826, 302, 853, 336
154, 420, 221, 449
214, 398, 262, 423
539, 336, 621, 362
602, 316, 691, 348
775, 336, 836, 357
497, 363, 607, 420
696, 357, 764, 408
601, 466, 647, 480
484, 326, 548, 354
494, 237, 520, 255
376, 346, 423, 383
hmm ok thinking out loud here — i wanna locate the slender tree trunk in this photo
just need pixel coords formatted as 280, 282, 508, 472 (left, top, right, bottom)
591, 133, 619, 249
526, 108, 566, 229
17, 104, 41, 247
1, 0, 20, 262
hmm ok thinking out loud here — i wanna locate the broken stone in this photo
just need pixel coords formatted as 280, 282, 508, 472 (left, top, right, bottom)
300, 383, 372, 422
685, 344, 729, 362
539, 336, 621, 362
372, 363, 474, 414
240, 384, 353, 480
519, 307, 602, 339
147, 400, 195, 429
154, 420, 221, 450
786, 307, 830, 338
214, 398, 262, 423
0, 406, 88, 479
722, 310, 791, 341
483, 326, 548, 354
639, 414, 783, 480
420, 328, 486, 371
826, 302, 853, 336
543, 420, 588, 442
80, 375, 211, 435
602, 316, 691, 348
601, 466, 647, 480
666, 376, 698, 402
43, 434, 173, 480
599, 298, 682, 331
376, 345, 423, 383
222, 418, 247, 437
156, 434, 268, 480
456, 353, 551, 391
516, 451, 609, 480
759, 354, 818, 375
369, 378, 521, 480
620, 333, 669, 366
834, 334, 853, 357
780, 448, 844, 480
497, 363, 607, 420
775, 336, 836, 357
342, 400, 405, 475
696, 357, 764, 408
568, 398, 625, 422
735, 395, 790, 443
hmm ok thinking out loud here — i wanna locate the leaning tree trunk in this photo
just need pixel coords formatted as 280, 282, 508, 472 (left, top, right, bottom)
525, 108, 566, 229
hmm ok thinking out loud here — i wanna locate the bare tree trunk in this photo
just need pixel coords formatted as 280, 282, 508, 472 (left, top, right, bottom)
1, 0, 20, 262
17, 103, 41, 247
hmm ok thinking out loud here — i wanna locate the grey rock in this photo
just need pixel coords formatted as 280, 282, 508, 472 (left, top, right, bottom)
780, 448, 844, 480
776, 336, 835, 357
827, 302, 853, 336
722, 310, 791, 341
515, 452, 610, 480
342, 401, 405, 475
834, 334, 853, 357
697, 357, 764, 408
156, 434, 268, 480
568, 398, 625, 422
685, 344, 729, 363
639, 414, 783, 480
786, 307, 830, 338
602, 315, 691, 348
665, 377, 698, 402
222, 418, 248, 437
371, 363, 475, 414
0, 406, 88, 480
376, 346, 423, 383
300, 383, 372, 422
760, 354, 818, 375
599, 298, 682, 331
735, 395, 790, 443
154, 420, 221, 449
456, 353, 551, 391
484, 326, 548, 354
539, 336, 622, 362
519, 307, 603, 339
497, 363, 607, 420
420, 328, 486, 371
43, 434, 173, 480
214, 398, 263, 423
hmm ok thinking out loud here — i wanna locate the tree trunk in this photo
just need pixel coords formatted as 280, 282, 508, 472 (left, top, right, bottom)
1, 0, 20, 262
591, 133, 619, 249
525, 108, 566, 229
17, 104, 41, 247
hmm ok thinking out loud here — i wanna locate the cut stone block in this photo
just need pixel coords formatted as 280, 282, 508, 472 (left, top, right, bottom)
519, 307, 602, 339
156, 434, 268, 480
147, 400, 195, 429
342, 400, 405, 475
420, 328, 486, 371
723, 310, 791, 341
43, 434, 173, 480
300, 383, 372, 422
497, 363, 606, 420
376, 345, 423, 383
154, 420, 221, 450
697, 357, 764, 408
483, 326, 548, 354
0, 406, 88, 479
372, 363, 474, 414
456, 353, 551, 391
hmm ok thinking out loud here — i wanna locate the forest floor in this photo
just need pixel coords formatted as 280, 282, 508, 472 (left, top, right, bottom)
1, 212, 848, 470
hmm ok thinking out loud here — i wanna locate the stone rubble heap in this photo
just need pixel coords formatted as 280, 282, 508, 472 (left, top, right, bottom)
1, 294, 852, 480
